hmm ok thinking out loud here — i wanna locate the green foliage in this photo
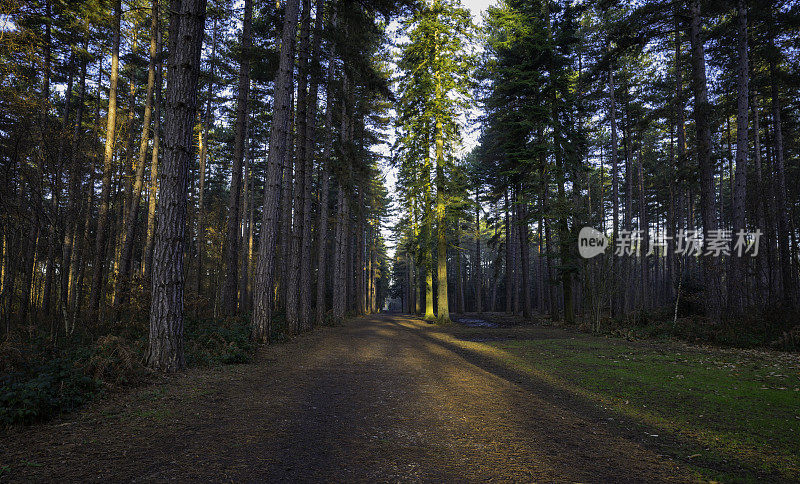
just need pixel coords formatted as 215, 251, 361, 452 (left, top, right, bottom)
393, 0, 476, 294
0, 357, 99, 425
0, 314, 259, 426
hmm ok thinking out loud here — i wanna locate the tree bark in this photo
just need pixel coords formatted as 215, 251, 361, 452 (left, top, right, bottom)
286, 0, 312, 333
504, 189, 512, 314
474, 186, 482, 314
147, 0, 207, 372
252, 0, 301, 342
89, 0, 122, 317
434, 106, 449, 322
752, 98, 768, 302
299, 0, 324, 330
607, 64, 621, 316
142, 55, 162, 278
518, 201, 532, 319
636, 143, 648, 309
315, 61, 335, 327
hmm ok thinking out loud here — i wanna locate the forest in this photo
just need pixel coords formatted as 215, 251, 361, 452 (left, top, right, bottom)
390, 0, 800, 345
1, 0, 799, 477
2, 0, 397, 372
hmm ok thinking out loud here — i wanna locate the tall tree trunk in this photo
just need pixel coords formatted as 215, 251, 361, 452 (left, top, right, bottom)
512, 190, 520, 315
147, 0, 207, 371
554, 109, 574, 323
673, 14, 687, 307
688, 0, 721, 317
286, 0, 312, 333
117, 0, 161, 305
331, 185, 345, 319
64, 46, 88, 328
356, 193, 366, 314
222, 0, 253, 316
423, 131, 435, 322
246, 146, 255, 310
239, 133, 251, 312
196, 17, 217, 297
142, 55, 162, 278
608, 64, 620, 316
730, 0, 749, 311
455, 216, 464, 314
622, 81, 634, 312
278, 104, 295, 310
114, 49, 139, 308
299, 0, 324, 330
752, 98, 768, 302
314, 60, 335, 327
89, 0, 122, 317
474, 186, 482, 314
518, 201, 532, 319
504, 189, 512, 314
636, 143, 648, 309
769, 44, 794, 306
436, 108, 450, 323
252, 0, 300, 342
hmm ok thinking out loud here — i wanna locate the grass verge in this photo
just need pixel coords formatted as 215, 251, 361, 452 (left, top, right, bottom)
482, 334, 800, 481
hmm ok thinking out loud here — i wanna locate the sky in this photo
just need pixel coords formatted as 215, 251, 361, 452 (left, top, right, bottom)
380, 0, 496, 258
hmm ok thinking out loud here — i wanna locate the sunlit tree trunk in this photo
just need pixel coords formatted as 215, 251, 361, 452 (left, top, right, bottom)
117, 0, 161, 306
142, 55, 162, 278
89, 0, 122, 317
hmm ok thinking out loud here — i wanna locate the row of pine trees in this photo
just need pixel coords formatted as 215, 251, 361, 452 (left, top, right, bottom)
0, 0, 405, 369
390, 0, 799, 332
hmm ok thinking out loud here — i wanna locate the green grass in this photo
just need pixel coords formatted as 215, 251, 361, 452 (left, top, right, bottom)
490, 337, 800, 481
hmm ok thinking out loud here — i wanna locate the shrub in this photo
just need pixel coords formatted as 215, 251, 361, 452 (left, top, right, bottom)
185, 316, 255, 367
1, 313, 259, 426
0, 358, 99, 425
85, 335, 148, 387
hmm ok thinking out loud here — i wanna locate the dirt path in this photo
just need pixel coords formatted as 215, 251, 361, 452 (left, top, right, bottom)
1, 314, 695, 482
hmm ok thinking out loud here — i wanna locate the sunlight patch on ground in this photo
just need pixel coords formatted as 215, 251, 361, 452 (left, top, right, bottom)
415, 322, 800, 481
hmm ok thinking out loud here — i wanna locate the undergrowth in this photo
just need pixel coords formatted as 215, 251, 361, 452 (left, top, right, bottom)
1, 311, 257, 427
590, 305, 800, 352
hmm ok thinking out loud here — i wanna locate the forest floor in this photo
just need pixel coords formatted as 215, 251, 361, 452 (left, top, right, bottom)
1, 313, 798, 482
